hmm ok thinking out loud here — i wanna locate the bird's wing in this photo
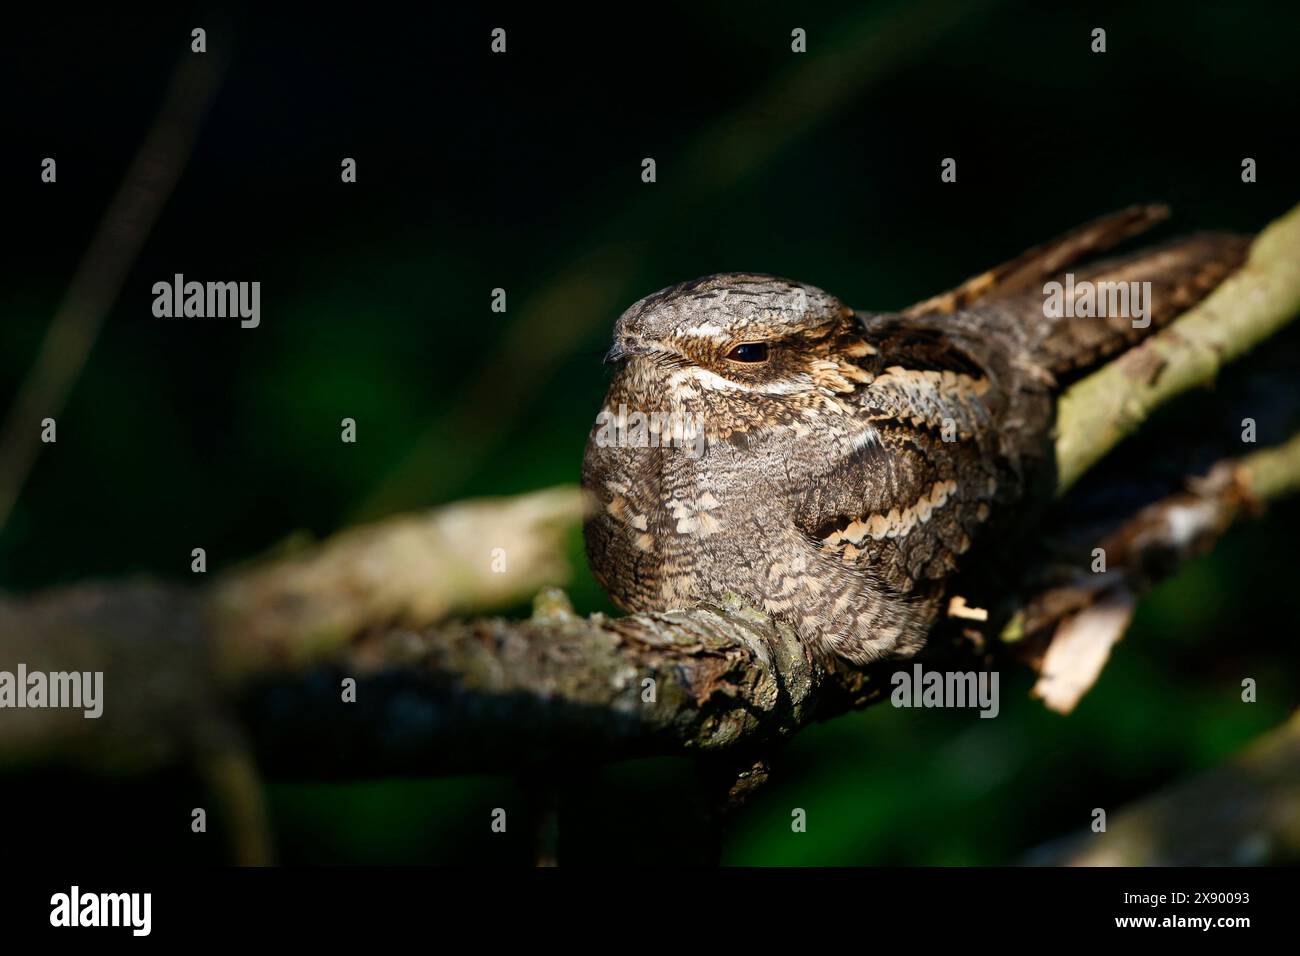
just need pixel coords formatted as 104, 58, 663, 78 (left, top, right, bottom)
903, 204, 1170, 318
790, 330, 1006, 596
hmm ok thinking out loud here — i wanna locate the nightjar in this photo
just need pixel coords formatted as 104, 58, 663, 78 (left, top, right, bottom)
583, 207, 1248, 664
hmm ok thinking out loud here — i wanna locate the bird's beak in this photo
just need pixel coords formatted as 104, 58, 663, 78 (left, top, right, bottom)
604, 339, 649, 364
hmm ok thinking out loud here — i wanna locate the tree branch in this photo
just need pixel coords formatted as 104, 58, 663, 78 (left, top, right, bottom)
208, 486, 585, 678
239, 589, 878, 777
1009, 430, 1300, 712
1054, 202, 1300, 493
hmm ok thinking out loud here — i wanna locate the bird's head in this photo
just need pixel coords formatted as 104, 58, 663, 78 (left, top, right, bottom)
601, 273, 874, 444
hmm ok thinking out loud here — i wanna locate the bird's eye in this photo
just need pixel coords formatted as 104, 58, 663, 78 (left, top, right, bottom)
726, 342, 769, 363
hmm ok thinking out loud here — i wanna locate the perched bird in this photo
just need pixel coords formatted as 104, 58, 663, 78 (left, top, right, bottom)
583, 207, 1248, 664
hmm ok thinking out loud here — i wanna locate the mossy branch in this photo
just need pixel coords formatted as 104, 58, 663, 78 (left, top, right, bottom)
1055, 202, 1300, 493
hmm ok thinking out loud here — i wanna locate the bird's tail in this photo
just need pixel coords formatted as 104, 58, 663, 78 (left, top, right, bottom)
905, 205, 1250, 379
1023, 231, 1249, 376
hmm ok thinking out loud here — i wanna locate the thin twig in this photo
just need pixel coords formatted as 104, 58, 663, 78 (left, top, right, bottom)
0, 51, 223, 531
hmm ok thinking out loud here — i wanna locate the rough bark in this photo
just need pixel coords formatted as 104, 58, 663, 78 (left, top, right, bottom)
240, 590, 879, 777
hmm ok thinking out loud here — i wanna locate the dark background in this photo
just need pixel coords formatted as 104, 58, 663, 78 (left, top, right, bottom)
2, 1, 1298, 864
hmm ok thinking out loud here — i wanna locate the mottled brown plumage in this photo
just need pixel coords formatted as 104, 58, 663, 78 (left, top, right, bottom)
583, 207, 1249, 664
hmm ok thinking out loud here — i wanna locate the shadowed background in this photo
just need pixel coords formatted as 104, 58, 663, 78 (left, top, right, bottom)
2, 0, 1298, 864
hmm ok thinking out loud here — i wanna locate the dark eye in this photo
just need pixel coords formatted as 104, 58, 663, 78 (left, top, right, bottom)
726, 342, 769, 363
